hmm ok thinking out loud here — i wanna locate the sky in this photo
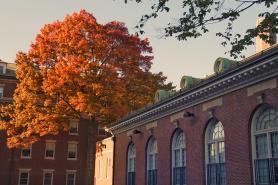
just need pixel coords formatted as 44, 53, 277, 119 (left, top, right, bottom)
0, 0, 267, 87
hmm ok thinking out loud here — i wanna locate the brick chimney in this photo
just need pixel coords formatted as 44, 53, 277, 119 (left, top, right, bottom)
256, 17, 277, 53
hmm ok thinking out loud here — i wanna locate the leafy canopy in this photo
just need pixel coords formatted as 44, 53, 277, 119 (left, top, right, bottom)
0, 10, 173, 148
124, 0, 278, 58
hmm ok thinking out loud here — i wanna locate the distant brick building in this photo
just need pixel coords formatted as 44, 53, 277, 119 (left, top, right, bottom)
0, 60, 98, 185
108, 45, 278, 185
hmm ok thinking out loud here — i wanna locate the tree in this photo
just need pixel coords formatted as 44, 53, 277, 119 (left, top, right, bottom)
0, 11, 174, 184
0, 10, 173, 148
124, 0, 278, 58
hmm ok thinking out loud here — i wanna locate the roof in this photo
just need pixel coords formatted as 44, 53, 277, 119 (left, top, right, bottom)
108, 44, 278, 134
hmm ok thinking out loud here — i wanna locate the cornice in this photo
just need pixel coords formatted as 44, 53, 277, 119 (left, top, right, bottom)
109, 49, 278, 134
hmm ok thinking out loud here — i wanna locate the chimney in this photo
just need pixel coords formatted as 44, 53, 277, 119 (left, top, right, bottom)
256, 17, 277, 53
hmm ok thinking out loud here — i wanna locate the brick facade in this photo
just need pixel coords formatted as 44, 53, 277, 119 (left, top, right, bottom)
0, 61, 98, 185
110, 47, 278, 185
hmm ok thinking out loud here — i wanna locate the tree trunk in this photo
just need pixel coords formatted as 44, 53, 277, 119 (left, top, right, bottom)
83, 118, 97, 185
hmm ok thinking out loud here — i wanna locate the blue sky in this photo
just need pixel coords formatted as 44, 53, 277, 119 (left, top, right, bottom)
0, 0, 264, 86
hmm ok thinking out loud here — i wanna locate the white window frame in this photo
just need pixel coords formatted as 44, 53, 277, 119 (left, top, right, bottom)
171, 130, 186, 185
18, 169, 30, 185
127, 143, 136, 184
205, 119, 226, 185
43, 169, 54, 185
66, 170, 76, 185
67, 141, 78, 160
69, 119, 79, 135
251, 105, 278, 184
21, 144, 32, 159
45, 140, 56, 159
146, 137, 158, 185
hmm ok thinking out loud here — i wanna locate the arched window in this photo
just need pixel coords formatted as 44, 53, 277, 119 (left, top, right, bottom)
147, 137, 157, 185
252, 106, 278, 185
172, 130, 186, 185
205, 120, 226, 185
127, 143, 136, 185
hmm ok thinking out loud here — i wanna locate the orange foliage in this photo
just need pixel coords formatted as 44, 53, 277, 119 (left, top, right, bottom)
0, 10, 173, 148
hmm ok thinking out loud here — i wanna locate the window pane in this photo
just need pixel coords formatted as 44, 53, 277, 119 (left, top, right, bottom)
45, 142, 55, 158
182, 148, 186, 167
43, 172, 52, 185
218, 142, 225, 163
66, 173, 75, 185
174, 150, 181, 167
209, 121, 224, 141
255, 159, 270, 184
256, 134, 268, 158
19, 172, 29, 185
127, 144, 136, 173
272, 132, 278, 158
68, 143, 77, 159
69, 120, 78, 134
208, 143, 217, 164
21, 145, 31, 158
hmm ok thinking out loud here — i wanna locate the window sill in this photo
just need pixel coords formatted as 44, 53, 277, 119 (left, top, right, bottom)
67, 158, 77, 161
21, 156, 31, 159
69, 133, 78, 136
45, 157, 55, 160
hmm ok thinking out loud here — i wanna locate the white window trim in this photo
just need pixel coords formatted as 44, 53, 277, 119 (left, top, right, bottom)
205, 120, 225, 185
45, 140, 56, 160
171, 130, 186, 185
147, 137, 157, 171
251, 105, 278, 184
18, 169, 31, 185
69, 119, 79, 136
66, 170, 77, 185
21, 144, 32, 159
67, 141, 78, 160
42, 169, 54, 185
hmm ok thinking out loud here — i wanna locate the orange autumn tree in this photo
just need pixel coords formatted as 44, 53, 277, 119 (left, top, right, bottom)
0, 10, 173, 148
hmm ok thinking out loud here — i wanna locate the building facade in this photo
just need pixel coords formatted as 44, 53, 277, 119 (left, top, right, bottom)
94, 137, 114, 185
0, 60, 98, 185
108, 45, 278, 185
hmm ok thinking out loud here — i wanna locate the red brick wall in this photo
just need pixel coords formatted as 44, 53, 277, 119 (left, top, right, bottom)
0, 76, 97, 185
0, 119, 93, 185
114, 77, 278, 185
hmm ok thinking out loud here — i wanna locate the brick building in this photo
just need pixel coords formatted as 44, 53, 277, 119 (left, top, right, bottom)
0, 59, 98, 185
108, 44, 278, 185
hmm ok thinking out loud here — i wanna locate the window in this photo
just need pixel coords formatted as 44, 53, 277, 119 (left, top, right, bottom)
0, 87, 3, 98
147, 137, 157, 185
18, 169, 30, 185
66, 170, 76, 185
252, 106, 278, 185
0, 63, 6, 74
21, 145, 32, 159
172, 130, 186, 185
67, 142, 77, 160
69, 119, 78, 135
106, 158, 111, 178
98, 159, 103, 178
43, 170, 54, 185
205, 120, 226, 185
45, 141, 55, 159
127, 143, 136, 185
